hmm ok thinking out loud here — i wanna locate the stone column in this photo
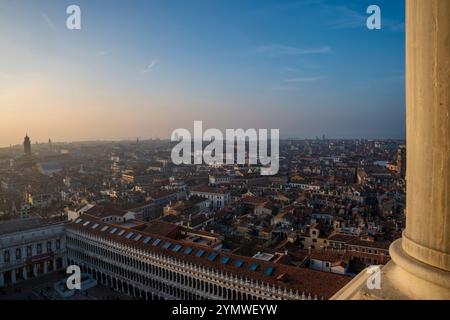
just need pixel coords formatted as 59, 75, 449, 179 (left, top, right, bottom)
11, 269, 16, 284
402, 0, 450, 273
332, 0, 450, 300
33, 264, 38, 277
387, 0, 450, 298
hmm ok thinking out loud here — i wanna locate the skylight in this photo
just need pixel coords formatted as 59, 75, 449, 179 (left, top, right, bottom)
221, 256, 230, 265
125, 232, 134, 239
184, 247, 193, 255
117, 230, 125, 236
208, 252, 219, 261
163, 242, 171, 249
196, 249, 205, 257
264, 266, 274, 276
172, 244, 182, 252
101, 226, 108, 232
110, 228, 118, 234
152, 239, 161, 246
83, 221, 90, 227
143, 236, 152, 244
134, 234, 142, 241
75, 219, 82, 224
234, 260, 244, 268
91, 223, 99, 229
249, 263, 259, 272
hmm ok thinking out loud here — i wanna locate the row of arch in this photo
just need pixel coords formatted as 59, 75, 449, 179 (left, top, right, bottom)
66, 233, 282, 300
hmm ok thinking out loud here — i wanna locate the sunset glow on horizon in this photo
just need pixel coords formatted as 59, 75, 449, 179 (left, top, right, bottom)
0, 0, 406, 147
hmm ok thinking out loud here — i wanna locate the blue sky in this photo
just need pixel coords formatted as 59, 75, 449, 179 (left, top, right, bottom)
0, 0, 405, 146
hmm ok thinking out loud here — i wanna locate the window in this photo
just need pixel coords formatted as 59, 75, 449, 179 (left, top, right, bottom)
47, 241, 52, 252
4, 250, 10, 263
36, 244, 42, 254
221, 256, 230, 265
196, 249, 205, 257
264, 267, 274, 276
249, 263, 259, 272
207, 252, 218, 261
16, 248, 22, 260
143, 236, 152, 244
172, 244, 182, 252
26, 246, 32, 257
125, 232, 134, 239
234, 260, 244, 268
56, 240, 61, 250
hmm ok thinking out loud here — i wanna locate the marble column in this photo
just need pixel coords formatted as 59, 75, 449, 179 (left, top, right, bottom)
332, 0, 450, 300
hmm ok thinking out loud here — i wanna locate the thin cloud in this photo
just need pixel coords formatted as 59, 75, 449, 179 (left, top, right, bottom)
252, 0, 324, 16
270, 85, 300, 91
255, 44, 330, 57
284, 76, 325, 83
141, 60, 158, 74
41, 12, 56, 30
96, 51, 108, 57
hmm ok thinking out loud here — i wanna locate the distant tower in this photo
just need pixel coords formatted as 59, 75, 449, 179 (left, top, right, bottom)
397, 145, 406, 179
48, 138, 53, 151
23, 134, 31, 156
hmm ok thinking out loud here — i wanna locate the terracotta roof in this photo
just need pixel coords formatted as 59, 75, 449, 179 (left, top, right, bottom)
85, 204, 127, 218
328, 233, 357, 243
347, 238, 390, 250
190, 186, 229, 195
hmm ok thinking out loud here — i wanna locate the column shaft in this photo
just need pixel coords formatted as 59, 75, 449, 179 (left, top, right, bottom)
404, 0, 450, 271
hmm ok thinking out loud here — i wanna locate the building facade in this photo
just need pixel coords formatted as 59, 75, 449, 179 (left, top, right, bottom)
0, 218, 67, 288
66, 214, 350, 300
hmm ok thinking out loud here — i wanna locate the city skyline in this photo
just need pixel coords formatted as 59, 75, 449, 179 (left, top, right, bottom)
0, 0, 405, 147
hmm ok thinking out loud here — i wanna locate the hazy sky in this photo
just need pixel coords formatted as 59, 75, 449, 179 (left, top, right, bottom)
0, 0, 405, 147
